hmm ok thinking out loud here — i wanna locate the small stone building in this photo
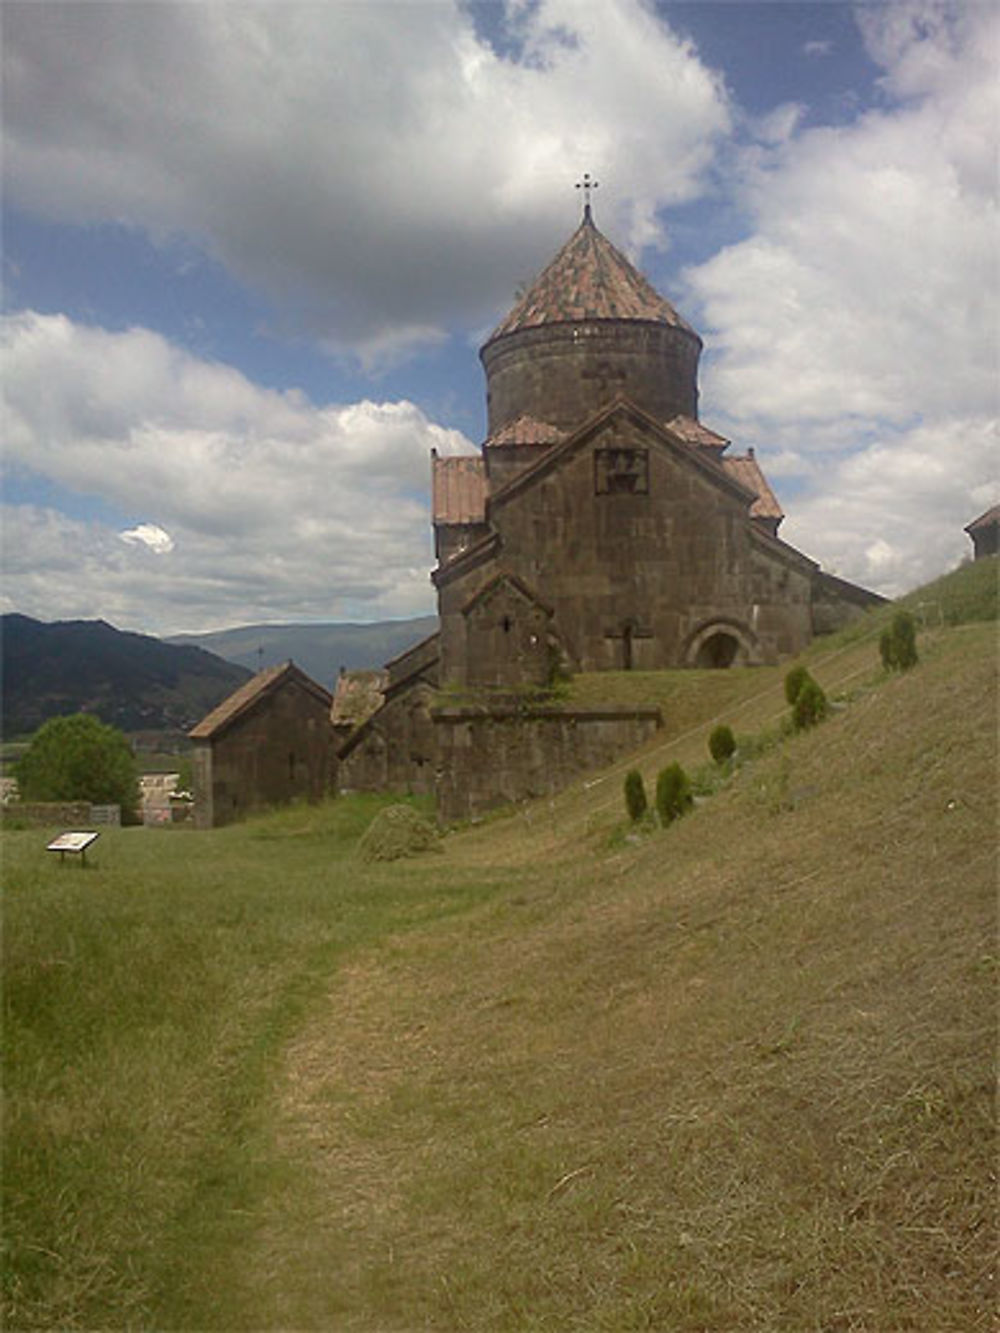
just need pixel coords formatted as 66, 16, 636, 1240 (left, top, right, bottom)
190, 661, 333, 828
965, 505, 999, 560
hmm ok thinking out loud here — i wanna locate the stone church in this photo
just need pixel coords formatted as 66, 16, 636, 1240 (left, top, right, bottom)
339, 198, 881, 816
431, 200, 878, 684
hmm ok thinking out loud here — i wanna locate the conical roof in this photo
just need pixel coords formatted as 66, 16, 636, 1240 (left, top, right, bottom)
486, 210, 698, 345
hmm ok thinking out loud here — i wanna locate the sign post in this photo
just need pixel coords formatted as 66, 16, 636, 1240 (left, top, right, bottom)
46, 831, 100, 866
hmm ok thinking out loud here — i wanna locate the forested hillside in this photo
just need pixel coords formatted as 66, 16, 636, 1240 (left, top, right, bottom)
2, 614, 251, 736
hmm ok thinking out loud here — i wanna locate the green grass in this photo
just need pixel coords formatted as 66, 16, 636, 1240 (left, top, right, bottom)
3, 562, 996, 1330
2, 793, 507, 1328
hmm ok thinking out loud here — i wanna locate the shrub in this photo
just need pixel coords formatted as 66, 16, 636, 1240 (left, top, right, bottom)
358, 803, 441, 862
656, 762, 693, 825
880, 610, 919, 672
624, 769, 647, 822
14, 713, 139, 818
708, 724, 736, 765
792, 678, 828, 730
784, 664, 811, 705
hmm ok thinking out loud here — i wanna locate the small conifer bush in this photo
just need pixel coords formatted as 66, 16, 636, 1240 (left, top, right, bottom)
784, 664, 811, 705
880, 610, 919, 672
624, 769, 648, 822
708, 724, 736, 765
656, 762, 693, 825
792, 677, 828, 730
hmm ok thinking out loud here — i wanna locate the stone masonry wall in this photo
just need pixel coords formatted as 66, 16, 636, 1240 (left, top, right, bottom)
194, 677, 333, 828
438, 410, 815, 681
482, 321, 701, 436
432, 703, 662, 823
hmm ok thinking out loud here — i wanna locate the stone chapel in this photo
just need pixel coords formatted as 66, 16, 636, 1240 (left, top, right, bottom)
431, 199, 878, 684
338, 198, 881, 816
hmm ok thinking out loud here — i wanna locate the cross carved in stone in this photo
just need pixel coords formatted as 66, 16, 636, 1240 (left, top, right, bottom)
604, 620, 652, 671
582, 360, 627, 396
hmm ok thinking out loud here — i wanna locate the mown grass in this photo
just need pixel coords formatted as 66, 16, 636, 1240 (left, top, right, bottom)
2, 794, 508, 1328
241, 620, 996, 1331
3, 561, 996, 1330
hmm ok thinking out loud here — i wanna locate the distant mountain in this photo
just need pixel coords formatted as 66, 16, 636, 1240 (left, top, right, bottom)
166, 616, 438, 691
2, 614, 252, 738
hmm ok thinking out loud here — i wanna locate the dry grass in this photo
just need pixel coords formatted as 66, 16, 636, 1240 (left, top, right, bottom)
5, 581, 995, 1330
233, 621, 996, 1330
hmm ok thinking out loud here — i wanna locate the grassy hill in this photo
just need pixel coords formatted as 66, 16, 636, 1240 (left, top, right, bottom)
3, 562, 995, 1330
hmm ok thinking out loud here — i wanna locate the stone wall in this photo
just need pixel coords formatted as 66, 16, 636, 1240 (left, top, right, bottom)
481, 320, 701, 436
2, 801, 91, 827
338, 680, 438, 799
432, 702, 662, 823
437, 405, 817, 682
193, 676, 334, 828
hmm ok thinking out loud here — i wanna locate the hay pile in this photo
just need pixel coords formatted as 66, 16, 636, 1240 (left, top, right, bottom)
358, 804, 441, 862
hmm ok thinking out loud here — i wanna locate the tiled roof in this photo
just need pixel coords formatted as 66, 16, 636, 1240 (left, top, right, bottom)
331, 669, 387, 727
487, 213, 698, 344
432, 453, 486, 525
189, 662, 332, 740
665, 414, 729, 451
485, 414, 566, 447
721, 452, 784, 521
965, 503, 1000, 532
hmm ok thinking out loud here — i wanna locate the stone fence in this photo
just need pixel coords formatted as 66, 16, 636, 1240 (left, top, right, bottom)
432, 702, 662, 822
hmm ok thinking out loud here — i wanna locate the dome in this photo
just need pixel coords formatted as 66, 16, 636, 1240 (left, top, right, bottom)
485, 210, 697, 344
481, 210, 702, 437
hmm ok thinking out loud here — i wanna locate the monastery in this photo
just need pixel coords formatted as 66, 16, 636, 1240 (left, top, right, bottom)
193, 194, 883, 825
337, 194, 881, 817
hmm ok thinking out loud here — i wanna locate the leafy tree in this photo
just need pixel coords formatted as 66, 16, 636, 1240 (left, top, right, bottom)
624, 769, 647, 822
880, 610, 919, 672
15, 714, 139, 815
708, 724, 736, 765
656, 762, 693, 825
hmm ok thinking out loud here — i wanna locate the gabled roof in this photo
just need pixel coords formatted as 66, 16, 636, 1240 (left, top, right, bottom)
721, 451, 784, 522
189, 661, 332, 740
665, 414, 730, 452
461, 570, 553, 618
486, 212, 698, 345
432, 528, 502, 589
330, 669, 387, 728
965, 503, 1000, 533
488, 396, 756, 515
485, 414, 566, 447
432, 452, 487, 525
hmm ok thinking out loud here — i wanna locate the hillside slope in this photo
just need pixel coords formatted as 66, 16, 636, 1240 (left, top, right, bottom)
1, 614, 251, 736
3, 571, 995, 1331
240, 616, 996, 1330
167, 615, 437, 689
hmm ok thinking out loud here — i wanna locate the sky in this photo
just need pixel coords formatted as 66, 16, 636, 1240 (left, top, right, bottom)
3, 0, 997, 636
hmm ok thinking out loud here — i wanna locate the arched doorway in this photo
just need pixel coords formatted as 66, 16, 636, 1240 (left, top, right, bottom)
685, 619, 759, 669
694, 631, 740, 668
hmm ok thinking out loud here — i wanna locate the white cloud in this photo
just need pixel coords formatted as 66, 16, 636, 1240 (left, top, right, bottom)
3, 0, 731, 362
683, 2, 999, 596
780, 417, 997, 596
120, 523, 174, 555
1, 312, 475, 632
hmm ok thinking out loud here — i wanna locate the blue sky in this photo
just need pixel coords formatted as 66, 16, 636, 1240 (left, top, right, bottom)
3, 0, 997, 634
